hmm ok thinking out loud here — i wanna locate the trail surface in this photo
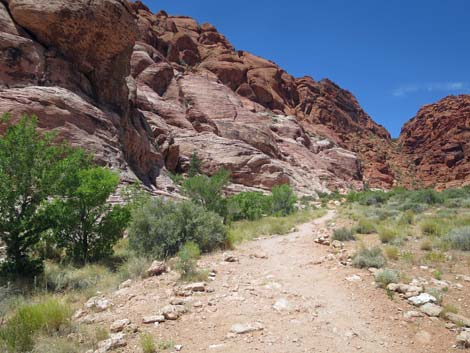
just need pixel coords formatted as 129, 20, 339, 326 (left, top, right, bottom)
105, 210, 453, 353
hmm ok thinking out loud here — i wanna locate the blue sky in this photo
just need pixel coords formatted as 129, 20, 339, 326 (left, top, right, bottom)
147, 0, 470, 137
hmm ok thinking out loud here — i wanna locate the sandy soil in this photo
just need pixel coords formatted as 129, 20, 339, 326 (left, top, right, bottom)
95, 210, 457, 353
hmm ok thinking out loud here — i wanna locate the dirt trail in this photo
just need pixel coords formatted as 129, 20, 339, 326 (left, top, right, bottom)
105, 210, 454, 353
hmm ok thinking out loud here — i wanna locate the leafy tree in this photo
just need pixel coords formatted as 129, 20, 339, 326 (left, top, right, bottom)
227, 191, 271, 221
0, 115, 88, 275
47, 168, 130, 265
270, 184, 297, 216
188, 151, 202, 177
182, 168, 230, 218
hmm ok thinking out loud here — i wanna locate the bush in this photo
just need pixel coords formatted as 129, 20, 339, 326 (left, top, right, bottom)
384, 246, 399, 260
140, 333, 156, 353
447, 226, 470, 251
347, 190, 390, 205
332, 228, 355, 241
375, 268, 399, 288
427, 288, 444, 305
354, 218, 376, 234
117, 256, 153, 281
128, 198, 228, 259
378, 226, 397, 243
42, 263, 114, 292
176, 242, 201, 280
227, 191, 271, 221
420, 239, 433, 251
399, 210, 415, 225
408, 189, 444, 205
270, 184, 297, 216
182, 169, 230, 218
352, 247, 386, 268
0, 298, 71, 352
188, 151, 202, 177
420, 218, 445, 237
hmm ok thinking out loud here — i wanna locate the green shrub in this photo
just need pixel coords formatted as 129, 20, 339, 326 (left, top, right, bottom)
427, 288, 444, 305
399, 202, 427, 213
117, 256, 153, 281
400, 250, 416, 264
140, 333, 156, 353
128, 198, 228, 259
176, 242, 201, 280
270, 184, 297, 216
399, 210, 415, 225
182, 168, 230, 218
422, 251, 446, 264
447, 226, 470, 251
332, 228, 355, 241
408, 189, 444, 205
384, 246, 399, 260
375, 268, 399, 288
378, 226, 397, 243
352, 247, 386, 268
0, 298, 71, 352
188, 151, 202, 177
42, 262, 114, 292
31, 336, 80, 353
227, 191, 271, 221
355, 218, 376, 234
419, 218, 445, 236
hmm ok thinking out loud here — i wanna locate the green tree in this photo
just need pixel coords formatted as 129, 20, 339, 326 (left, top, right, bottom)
270, 184, 297, 216
47, 168, 130, 265
188, 151, 202, 177
182, 168, 230, 218
0, 115, 88, 275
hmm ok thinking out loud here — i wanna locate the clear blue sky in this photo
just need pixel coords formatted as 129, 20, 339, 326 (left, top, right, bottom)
147, 0, 470, 137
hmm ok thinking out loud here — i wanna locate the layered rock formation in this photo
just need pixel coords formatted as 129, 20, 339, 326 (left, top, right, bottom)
398, 95, 470, 189
0, 0, 162, 185
2, 0, 468, 194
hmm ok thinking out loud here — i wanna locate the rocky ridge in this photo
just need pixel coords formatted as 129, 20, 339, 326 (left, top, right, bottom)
0, 0, 469, 193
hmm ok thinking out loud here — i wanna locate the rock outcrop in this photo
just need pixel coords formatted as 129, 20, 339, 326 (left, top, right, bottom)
398, 95, 470, 189
0, 0, 162, 185
4, 0, 468, 193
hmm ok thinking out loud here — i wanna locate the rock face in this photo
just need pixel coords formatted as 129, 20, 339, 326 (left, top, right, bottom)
0, 0, 162, 185
3, 0, 468, 192
398, 95, 470, 189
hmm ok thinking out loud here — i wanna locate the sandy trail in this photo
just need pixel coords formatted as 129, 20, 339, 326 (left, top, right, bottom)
108, 210, 453, 353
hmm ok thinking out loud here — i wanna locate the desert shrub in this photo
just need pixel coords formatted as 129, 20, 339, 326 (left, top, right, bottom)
0, 298, 71, 352
378, 226, 397, 243
399, 210, 415, 225
422, 251, 446, 264
375, 268, 399, 288
270, 184, 297, 216
140, 333, 156, 353
447, 226, 470, 251
419, 218, 445, 237
352, 247, 386, 268
227, 191, 271, 221
182, 168, 230, 218
408, 189, 444, 205
399, 202, 427, 213
31, 336, 79, 353
384, 246, 399, 260
117, 256, 153, 281
441, 304, 459, 317
400, 250, 416, 264
42, 262, 114, 292
128, 198, 228, 259
347, 190, 390, 206
176, 242, 201, 281
354, 218, 376, 234
332, 228, 355, 241
420, 239, 433, 251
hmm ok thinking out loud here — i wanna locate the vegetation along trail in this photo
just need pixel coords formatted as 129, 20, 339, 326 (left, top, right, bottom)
99, 209, 452, 353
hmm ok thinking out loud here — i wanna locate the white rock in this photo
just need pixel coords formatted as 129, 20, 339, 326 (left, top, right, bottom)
97, 333, 126, 352
419, 303, 443, 317
118, 279, 132, 289
273, 298, 290, 311
404, 311, 424, 319
456, 330, 470, 348
346, 275, 362, 282
174, 344, 183, 351
183, 282, 206, 292
142, 315, 165, 324
110, 319, 131, 333
85, 297, 112, 312
230, 322, 264, 334
408, 293, 436, 306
